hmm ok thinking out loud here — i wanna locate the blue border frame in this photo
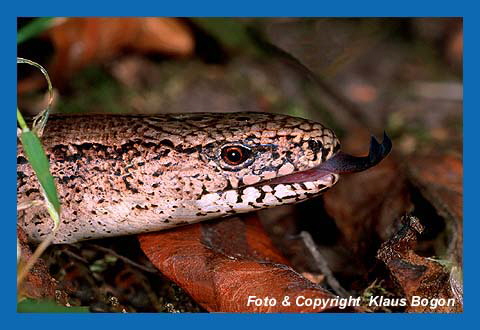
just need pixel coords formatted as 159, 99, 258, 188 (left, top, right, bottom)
5, 0, 474, 327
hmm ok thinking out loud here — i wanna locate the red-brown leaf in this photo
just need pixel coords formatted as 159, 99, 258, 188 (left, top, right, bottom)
377, 216, 462, 313
138, 214, 348, 312
38, 17, 193, 87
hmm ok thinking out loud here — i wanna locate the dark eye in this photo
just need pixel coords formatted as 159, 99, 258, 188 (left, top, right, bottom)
221, 145, 251, 165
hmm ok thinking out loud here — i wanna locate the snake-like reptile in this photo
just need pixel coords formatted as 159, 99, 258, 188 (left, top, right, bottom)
17, 112, 391, 244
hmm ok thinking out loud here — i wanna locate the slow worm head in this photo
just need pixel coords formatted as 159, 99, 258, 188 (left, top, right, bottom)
17, 112, 391, 243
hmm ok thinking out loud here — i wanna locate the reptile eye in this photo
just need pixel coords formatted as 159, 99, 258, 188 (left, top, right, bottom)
221, 145, 251, 165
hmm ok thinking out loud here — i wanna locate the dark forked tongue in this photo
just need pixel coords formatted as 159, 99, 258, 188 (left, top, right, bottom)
320, 131, 392, 174
264, 132, 392, 185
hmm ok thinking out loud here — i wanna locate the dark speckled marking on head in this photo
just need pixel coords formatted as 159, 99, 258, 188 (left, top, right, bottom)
16, 112, 389, 244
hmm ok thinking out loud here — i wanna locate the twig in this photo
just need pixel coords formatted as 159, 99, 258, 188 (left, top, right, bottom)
17, 200, 44, 211
62, 249, 89, 264
299, 231, 349, 297
247, 27, 373, 130
17, 233, 55, 287
87, 243, 158, 273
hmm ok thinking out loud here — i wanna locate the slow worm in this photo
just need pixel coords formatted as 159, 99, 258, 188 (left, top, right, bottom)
17, 112, 391, 243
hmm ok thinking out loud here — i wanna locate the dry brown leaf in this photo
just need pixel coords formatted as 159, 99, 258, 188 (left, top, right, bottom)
406, 153, 463, 265
377, 216, 462, 313
138, 214, 352, 312
323, 131, 411, 256
19, 17, 194, 90
17, 227, 57, 300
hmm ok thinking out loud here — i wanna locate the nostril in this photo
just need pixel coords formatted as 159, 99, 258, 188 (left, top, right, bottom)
307, 139, 322, 153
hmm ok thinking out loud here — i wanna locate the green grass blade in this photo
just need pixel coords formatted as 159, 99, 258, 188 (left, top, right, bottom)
19, 130, 61, 218
192, 18, 259, 54
17, 57, 60, 230
18, 299, 90, 313
17, 17, 54, 44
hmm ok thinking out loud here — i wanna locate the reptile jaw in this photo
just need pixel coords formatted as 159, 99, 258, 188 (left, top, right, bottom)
258, 132, 392, 186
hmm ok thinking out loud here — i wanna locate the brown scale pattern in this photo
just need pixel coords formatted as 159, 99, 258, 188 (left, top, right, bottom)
17, 112, 340, 243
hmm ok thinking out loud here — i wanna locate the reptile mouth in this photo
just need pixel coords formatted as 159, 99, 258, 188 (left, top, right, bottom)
260, 132, 392, 185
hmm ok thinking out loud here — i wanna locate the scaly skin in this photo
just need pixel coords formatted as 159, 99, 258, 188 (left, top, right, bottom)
17, 112, 341, 243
